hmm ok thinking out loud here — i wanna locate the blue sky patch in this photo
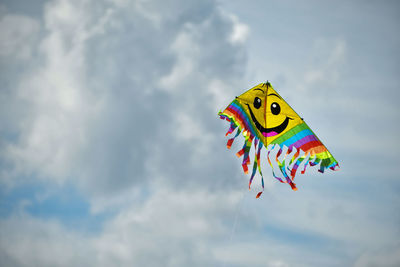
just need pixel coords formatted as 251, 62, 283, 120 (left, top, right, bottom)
0, 182, 110, 233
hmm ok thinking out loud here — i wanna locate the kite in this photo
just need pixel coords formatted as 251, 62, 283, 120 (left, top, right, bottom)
218, 82, 339, 198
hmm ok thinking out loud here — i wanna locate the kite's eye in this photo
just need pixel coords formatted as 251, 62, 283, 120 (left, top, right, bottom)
253, 97, 262, 109
271, 102, 281, 115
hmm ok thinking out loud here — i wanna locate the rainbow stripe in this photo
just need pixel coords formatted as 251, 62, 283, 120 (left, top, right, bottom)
270, 122, 339, 183
220, 99, 263, 142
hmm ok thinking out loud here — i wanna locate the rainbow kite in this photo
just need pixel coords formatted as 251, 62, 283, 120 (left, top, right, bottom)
218, 82, 339, 197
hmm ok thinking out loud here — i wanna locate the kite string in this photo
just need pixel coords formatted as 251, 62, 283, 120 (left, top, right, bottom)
229, 190, 246, 242
222, 190, 246, 267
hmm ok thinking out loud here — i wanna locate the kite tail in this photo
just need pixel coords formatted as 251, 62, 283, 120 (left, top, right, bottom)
256, 141, 264, 198
266, 145, 297, 190
266, 145, 286, 184
288, 149, 300, 172
225, 121, 237, 136
290, 151, 339, 180
329, 161, 340, 171
290, 155, 306, 182
276, 148, 297, 190
249, 139, 259, 189
226, 128, 242, 149
319, 158, 339, 173
301, 154, 313, 174
309, 157, 321, 166
219, 108, 267, 198
243, 134, 254, 172
236, 133, 253, 174
249, 139, 265, 198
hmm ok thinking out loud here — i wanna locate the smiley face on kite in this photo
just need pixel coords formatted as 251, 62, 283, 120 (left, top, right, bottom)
235, 83, 303, 145
245, 90, 291, 138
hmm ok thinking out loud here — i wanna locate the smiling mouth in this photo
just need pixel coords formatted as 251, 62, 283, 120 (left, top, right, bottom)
246, 104, 292, 137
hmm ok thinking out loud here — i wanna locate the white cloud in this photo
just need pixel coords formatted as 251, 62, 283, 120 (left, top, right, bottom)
0, 214, 93, 267
0, 188, 243, 267
227, 13, 249, 44
1, 0, 247, 197
158, 28, 196, 92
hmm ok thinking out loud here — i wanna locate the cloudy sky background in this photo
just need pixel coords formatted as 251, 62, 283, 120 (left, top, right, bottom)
0, 0, 399, 266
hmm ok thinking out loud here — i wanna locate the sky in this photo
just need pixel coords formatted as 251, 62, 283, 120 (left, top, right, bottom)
0, 0, 399, 266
